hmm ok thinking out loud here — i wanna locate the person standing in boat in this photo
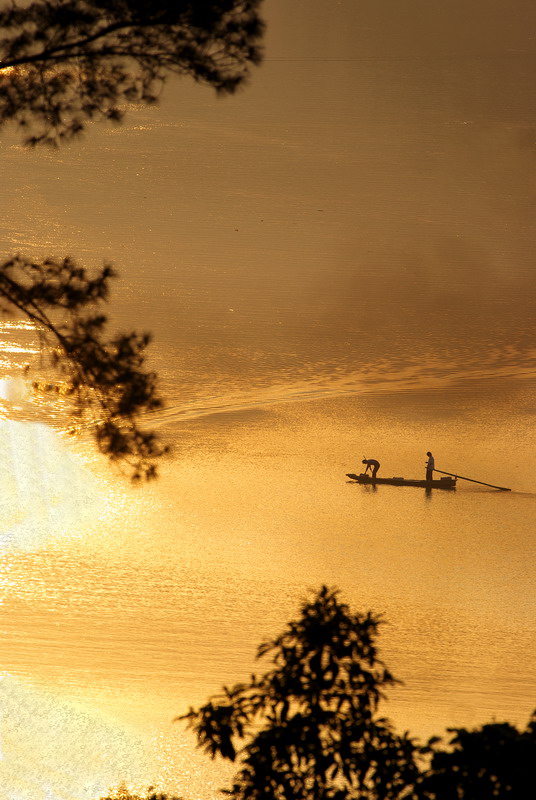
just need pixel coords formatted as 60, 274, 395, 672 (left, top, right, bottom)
362, 458, 380, 478
425, 451, 435, 482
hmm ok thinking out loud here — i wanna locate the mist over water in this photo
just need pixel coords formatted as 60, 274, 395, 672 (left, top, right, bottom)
1, 1, 535, 797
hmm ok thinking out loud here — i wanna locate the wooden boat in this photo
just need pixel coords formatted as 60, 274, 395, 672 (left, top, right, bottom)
346, 473, 457, 490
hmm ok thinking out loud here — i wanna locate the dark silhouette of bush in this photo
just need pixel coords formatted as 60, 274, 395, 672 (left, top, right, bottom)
179, 585, 421, 799
178, 586, 535, 800
415, 715, 536, 799
99, 587, 535, 799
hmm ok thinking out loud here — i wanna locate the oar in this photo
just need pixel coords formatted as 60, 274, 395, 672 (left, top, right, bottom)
435, 469, 511, 492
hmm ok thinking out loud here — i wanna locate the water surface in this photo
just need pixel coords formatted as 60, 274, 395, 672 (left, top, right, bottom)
0, 1, 535, 797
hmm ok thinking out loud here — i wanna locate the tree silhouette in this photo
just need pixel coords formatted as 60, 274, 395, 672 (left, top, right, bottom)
0, 254, 168, 480
416, 715, 536, 799
179, 586, 420, 800
0, 0, 264, 145
0, 1, 265, 475
98, 588, 535, 799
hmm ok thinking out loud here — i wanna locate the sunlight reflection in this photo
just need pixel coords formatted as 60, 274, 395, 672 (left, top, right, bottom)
0, 674, 150, 799
0, 419, 118, 552
0, 377, 29, 403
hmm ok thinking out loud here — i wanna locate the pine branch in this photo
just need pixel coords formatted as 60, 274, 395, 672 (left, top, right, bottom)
0, 255, 169, 480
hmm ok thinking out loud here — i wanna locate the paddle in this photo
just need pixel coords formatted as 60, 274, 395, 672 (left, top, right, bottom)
435, 468, 511, 492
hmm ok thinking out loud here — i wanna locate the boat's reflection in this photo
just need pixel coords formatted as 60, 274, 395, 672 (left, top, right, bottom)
360, 483, 378, 494
358, 482, 434, 501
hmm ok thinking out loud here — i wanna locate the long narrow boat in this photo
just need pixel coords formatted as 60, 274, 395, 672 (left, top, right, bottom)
346, 473, 457, 490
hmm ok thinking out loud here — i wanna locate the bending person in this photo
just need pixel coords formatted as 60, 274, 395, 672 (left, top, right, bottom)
362, 458, 380, 478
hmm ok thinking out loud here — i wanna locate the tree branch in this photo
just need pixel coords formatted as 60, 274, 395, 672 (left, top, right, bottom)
0, 255, 168, 480
0, 0, 264, 144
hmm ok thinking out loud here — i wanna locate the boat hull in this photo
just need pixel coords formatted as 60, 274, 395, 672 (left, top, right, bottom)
346, 473, 456, 489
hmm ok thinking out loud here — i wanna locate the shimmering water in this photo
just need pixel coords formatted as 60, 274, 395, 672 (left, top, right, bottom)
0, 1, 535, 797
1, 383, 535, 798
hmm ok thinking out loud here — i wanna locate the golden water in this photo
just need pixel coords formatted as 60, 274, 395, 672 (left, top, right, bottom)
0, 1, 535, 797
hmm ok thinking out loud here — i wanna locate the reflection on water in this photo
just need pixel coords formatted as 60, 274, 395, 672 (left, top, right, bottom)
149, 343, 536, 428
0, 0, 535, 795
0, 420, 115, 552
0, 675, 148, 800
1, 383, 535, 797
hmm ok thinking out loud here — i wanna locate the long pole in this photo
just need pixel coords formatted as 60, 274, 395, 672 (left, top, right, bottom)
435, 469, 511, 492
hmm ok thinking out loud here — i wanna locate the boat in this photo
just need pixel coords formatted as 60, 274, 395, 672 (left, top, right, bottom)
346, 473, 457, 490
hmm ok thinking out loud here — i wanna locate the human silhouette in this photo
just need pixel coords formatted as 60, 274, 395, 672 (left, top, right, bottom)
425, 451, 435, 482
362, 458, 380, 478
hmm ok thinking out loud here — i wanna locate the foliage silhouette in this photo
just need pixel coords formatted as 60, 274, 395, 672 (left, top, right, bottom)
99, 785, 181, 800
0, 254, 168, 480
179, 585, 421, 800
415, 715, 536, 799
0, 2, 264, 473
0, 0, 264, 145
98, 588, 535, 799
